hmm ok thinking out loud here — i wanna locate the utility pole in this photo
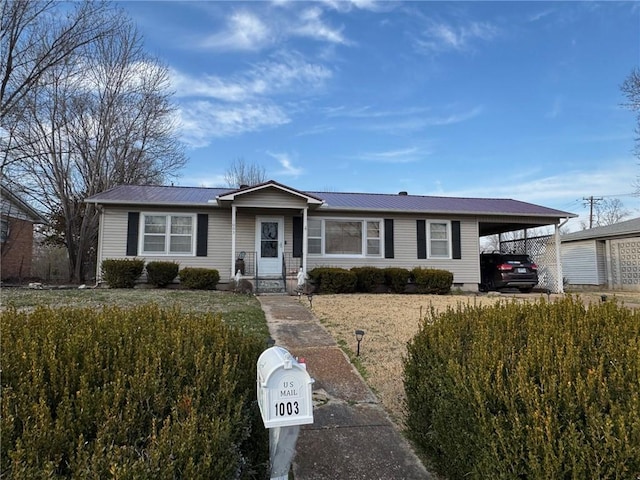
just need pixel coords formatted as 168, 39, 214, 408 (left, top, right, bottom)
582, 196, 602, 228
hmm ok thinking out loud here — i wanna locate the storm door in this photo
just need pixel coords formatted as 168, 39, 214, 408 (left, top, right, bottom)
255, 217, 284, 276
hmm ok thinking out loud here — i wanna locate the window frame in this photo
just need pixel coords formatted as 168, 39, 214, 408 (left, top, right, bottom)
139, 213, 196, 256
426, 220, 452, 259
307, 217, 384, 258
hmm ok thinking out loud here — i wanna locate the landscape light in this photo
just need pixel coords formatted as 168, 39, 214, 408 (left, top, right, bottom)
355, 329, 365, 356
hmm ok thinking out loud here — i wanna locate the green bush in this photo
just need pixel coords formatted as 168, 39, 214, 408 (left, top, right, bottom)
146, 261, 180, 287
179, 267, 220, 290
1, 304, 268, 479
383, 267, 410, 293
307, 267, 357, 294
351, 267, 385, 293
411, 267, 453, 294
404, 297, 640, 479
101, 258, 145, 288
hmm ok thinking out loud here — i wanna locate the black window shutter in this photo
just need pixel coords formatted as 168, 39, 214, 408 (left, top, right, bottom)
416, 220, 427, 259
196, 214, 208, 257
292, 216, 303, 258
452, 220, 461, 259
384, 219, 394, 258
126, 212, 139, 256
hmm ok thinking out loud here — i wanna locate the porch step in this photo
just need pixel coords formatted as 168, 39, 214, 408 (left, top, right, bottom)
256, 278, 286, 294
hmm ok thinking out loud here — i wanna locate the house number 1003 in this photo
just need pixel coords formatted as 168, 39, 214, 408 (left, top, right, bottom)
274, 401, 300, 416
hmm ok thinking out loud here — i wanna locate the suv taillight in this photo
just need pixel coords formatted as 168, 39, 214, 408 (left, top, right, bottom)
497, 264, 513, 271
530, 263, 538, 271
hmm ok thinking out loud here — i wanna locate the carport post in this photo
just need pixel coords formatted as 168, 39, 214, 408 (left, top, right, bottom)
554, 223, 564, 294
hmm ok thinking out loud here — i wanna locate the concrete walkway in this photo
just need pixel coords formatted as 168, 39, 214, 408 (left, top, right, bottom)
258, 295, 433, 480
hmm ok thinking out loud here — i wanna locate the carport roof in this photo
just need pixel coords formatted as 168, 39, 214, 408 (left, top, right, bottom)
85, 182, 575, 228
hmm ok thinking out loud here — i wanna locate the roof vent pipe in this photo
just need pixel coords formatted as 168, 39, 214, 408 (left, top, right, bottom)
398, 191, 408, 196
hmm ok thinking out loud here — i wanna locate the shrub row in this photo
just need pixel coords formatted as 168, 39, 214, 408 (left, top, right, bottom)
308, 266, 453, 294
403, 296, 640, 479
1, 304, 268, 479
100, 259, 219, 290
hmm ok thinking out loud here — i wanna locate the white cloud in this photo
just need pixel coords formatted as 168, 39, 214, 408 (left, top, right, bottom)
415, 20, 498, 54
444, 160, 640, 212
170, 51, 332, 143
170, 52, 332, 101
330, 105, 482, 133
348, 146, 428, 163
267, 151, 304, 176
176, 101, 290, 147
318, 0, 392, 13
199, 11, 272, 51
180, 174, 228, 188
291, 6, 350, 45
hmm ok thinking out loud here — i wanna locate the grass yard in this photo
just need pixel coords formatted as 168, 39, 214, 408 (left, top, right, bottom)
310, 290, 640, 423
0, 287, 269, 338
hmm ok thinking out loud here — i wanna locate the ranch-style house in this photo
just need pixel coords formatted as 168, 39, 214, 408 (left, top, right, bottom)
85, 180, 576, 293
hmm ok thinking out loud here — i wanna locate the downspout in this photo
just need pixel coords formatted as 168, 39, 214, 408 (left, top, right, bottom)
302, 206, 308, 275
88, 203, 104, 287
555, 217, 570, 294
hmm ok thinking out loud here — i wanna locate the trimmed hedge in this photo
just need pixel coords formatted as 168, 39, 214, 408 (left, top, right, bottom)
351, 266, 386, 293
307, 267, 357, 294
309, 266, 454, 295
146, 261, 180, 287
411, 267, 453, 294
179, 268, 220, 290
383, 267, 411, 294
101, 258, 145, 288
1, 304, 268, 478
404, 297, 640, 479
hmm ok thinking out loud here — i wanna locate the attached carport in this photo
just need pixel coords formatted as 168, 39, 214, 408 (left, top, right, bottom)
478, 214, 576, 293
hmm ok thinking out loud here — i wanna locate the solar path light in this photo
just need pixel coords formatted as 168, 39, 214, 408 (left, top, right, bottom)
355, 329, 365, 357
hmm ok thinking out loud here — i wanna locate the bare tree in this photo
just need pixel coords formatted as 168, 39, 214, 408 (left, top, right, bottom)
0, 1, 119, 175
5, 4, 185, 282
621, 68, 640, 192
223, 157, 267, 188
580, 198, 629, 229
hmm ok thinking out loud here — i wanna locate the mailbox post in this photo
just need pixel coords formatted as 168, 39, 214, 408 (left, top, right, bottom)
257, 346, 314, 480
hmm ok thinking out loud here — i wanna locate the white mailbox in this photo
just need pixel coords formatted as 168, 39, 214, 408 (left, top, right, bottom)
257, 346, 314, 428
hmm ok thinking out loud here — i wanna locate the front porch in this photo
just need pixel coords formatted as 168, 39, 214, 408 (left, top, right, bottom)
229, 251, 305, 295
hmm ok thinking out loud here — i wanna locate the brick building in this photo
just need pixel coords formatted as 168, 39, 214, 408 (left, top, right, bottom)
1, 184, 46, 281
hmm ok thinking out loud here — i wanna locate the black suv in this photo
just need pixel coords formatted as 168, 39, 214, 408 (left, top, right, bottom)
480, 252, 538, 293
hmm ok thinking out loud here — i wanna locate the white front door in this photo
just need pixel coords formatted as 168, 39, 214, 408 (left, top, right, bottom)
256, 217, 284, 276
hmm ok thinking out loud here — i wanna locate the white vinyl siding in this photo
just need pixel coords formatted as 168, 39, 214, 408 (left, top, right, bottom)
96, 208, 230, 281
305, 214, 480, 286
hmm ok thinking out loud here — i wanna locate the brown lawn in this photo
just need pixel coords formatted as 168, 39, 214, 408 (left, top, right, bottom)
310, 291, 640, 424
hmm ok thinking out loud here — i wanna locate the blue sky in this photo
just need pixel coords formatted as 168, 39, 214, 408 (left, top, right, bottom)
121, 1, 639, 230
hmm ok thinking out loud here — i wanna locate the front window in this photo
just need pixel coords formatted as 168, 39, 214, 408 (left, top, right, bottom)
142, 214, 194, 255
307, 218, 382, 257
429, 221, 450, 258
326, 220, 362, 254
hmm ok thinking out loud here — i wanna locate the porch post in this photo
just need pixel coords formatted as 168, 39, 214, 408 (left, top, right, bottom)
231, 204, 237, 279
554, 223, 564, 294
302, 207, 308, 274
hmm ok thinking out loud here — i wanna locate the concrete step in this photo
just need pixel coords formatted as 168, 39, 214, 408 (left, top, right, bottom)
257, 278, 286, 294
